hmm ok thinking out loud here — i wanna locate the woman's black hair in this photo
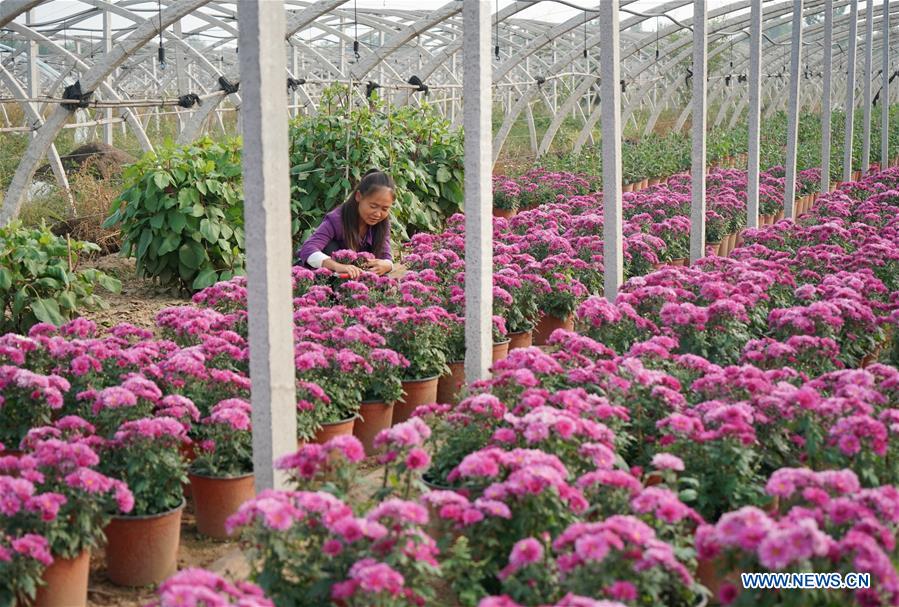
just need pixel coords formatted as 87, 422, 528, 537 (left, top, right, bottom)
340, 168, 395, 254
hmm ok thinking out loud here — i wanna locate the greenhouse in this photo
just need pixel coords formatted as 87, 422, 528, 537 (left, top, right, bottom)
1, 0, 899, 605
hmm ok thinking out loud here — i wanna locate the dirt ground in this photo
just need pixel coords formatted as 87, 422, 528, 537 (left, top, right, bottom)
87, 503, 242, 606
80, 255, 191, 331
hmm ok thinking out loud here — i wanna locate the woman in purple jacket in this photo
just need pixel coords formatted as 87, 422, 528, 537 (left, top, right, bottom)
297, 169, 395, 278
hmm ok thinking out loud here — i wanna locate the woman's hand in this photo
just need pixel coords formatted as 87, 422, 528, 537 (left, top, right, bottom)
322, 259, 363, 279
365, 259, 393, 276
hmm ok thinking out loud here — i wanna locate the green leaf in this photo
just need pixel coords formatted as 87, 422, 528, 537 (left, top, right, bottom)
137, 229, 154, 258
0, 268, 10, 290
168, 212, 187, 233
153, 171, 171, 190
199, 218, 221, 243
436, 166, 451, 183
192, 268, 218, 290
158, 233, 182, 256
178, 241, 206, 270
32, 298, 65, 325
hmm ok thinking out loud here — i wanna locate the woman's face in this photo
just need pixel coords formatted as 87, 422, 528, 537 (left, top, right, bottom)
356, 187, 394, 226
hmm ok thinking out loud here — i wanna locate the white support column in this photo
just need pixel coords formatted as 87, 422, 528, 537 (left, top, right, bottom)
26, 10, 38, 121
689, 0, 707, 264
601, 0, 623, 301
464, 0, 493, 384
237, 0, 297, 491
822, 0, 834, 192
784, 0, 804, 219
861, 0, 874, 174
291, 45, 299, 118
103, 9, 113, 146
882, 0, 890, 167
843, 0, 859, 181
747, 0, 762, 228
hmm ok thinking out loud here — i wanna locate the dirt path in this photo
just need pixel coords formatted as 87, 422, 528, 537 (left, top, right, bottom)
80, 255, 190, 331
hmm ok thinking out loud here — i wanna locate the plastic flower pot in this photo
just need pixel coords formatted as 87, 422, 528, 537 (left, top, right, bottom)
353, 400, 394, 455
34, 549, 90, 607
508, 330, 533, 350
104, 501, 184, 587
436, 362, 465, 406
493, 339, 511, 363
188, 473, 255, 539
492, 207, 517, 219
533, 313, 574, 346
393, 376, 439, 425
314, 417, 356, 444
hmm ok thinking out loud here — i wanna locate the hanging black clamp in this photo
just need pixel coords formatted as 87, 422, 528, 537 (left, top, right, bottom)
178, 93, 201, 108
685, 67, 693, 87
535, 76, 546, 87
62, 80, 93, 110
738, 74, 747, 84
725, 75, 732, 87
365, 81, 381, 99
620, 79, 626, 93
287, 77, 306, 92
218, 76, 240, 94
408, 75, 428, 95
353, 40, 360, 60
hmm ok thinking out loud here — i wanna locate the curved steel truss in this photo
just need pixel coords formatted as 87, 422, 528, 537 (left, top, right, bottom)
1, 0, 896, 215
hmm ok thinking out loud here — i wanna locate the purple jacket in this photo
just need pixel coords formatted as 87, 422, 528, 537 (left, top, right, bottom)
297, 206, 392, 266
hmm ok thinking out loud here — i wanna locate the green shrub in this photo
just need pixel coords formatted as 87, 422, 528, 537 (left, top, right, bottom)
288, 85, 464, 243
0, 222, 120, 333
105, 137, 245, 291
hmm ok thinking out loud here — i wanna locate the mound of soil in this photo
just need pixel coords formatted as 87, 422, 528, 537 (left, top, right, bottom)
36, 142, 135, 181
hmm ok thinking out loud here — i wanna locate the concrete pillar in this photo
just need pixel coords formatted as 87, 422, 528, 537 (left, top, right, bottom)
747, 0, 762, 228
601, 0, 623, 301
103, 9, 114, 146
784, 0, 804, 219
237, 0, 298, 491
882, 0, 890, 167
843, 0, 859, 181
822, 0, 834, 192
862, 0, 875, 174
690, 0, 707, 264
463, 0, 493, 384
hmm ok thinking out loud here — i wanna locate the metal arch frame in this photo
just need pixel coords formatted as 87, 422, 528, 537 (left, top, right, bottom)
635, 0, 896, 138
0, 63, 73, 203
1, 0, 213, 222
714, 4, 899, 131
4, 20, 154, 152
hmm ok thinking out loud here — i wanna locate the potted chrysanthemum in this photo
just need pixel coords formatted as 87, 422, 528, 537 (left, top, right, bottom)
188, 398, 255, 539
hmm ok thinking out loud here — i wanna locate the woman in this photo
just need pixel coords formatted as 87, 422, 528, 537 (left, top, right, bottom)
298, 169, 395, 278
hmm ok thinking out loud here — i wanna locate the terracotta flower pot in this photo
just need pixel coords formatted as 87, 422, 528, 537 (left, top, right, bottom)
314, 417, 355, 444
696, 556, 740, 603
492, 207, 517, 219
508, 330, 533, 350
393, 376, 439, 425
353, 400, 394, 455
188, 473, 255, 540
493, 339, 510, 363
639, 178, 649, 190
648, 177, 661, 186
34, 549, 90, 607
532, 313, 575, 346
727, 232, 738, 254
436, 362, 465, 406
622, 182, 634, 193
672, 257, 688, 266
774, 210, 784, 222
104, 501, 184, 587
706, 241, 721, 257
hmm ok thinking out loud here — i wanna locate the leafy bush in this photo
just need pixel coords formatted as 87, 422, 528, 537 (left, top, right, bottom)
0, 222, 120, 333
104, 137, 245, 291
288, 85, 464, 244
